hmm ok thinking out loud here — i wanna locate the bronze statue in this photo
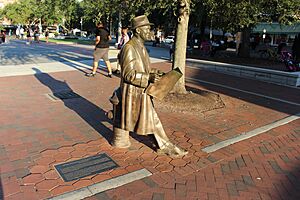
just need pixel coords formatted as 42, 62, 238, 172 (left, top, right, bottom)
109, 15, 187, 157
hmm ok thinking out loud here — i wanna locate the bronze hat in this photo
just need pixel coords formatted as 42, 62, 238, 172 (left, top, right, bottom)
132, 15, 153, 29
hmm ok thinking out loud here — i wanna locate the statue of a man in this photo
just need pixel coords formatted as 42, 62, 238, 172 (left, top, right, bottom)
110, 15, 187, 157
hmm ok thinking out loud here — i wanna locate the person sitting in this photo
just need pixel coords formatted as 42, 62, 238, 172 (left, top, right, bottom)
210, 38, 221, 57
200, 40, 210, 55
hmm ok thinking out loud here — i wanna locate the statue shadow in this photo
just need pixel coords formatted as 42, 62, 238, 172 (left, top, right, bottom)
32, 67, 113, 143
129, 133, 158, 151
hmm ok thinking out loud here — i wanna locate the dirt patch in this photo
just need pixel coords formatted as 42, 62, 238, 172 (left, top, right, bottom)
154, 90, 225, 115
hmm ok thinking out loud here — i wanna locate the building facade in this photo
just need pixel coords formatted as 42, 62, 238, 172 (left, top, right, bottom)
252, 22, 300, 46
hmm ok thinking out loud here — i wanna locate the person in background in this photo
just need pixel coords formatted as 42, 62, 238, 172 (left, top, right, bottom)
16, 26, 20, 39
169, 41, 175, 61
20, 27, 24, 40
292, 33, 300, 63
34, 25, 40, 43
117, 27, 130, 49
0, 30, 6, 43
27, 27, 33, 44
45, 28, 49, 43
85, 21, 113, 78
200, 39, 211, 55
114, 27, 131, 74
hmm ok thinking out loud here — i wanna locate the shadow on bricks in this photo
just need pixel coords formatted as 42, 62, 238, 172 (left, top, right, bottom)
32, 67, 113, 143
188, 68, 300, 116
0, 175, 3, 200
277, 163, 300, 199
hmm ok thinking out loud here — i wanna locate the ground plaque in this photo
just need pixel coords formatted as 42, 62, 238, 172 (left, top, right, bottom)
54, 153, 119, 182
49, 90, 80, 100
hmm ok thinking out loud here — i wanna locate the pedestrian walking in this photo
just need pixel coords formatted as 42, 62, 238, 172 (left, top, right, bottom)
34, 25, 40, 43
85, 22, 113, 78
113, 27, 131, 74
45, 28, 49, 43
26, 27, 33, 44
20, 27, 24, 39
0, 30, 6, 43
0, 31, 3, 44
16, 26, 20, 39
117, 27, 130, 49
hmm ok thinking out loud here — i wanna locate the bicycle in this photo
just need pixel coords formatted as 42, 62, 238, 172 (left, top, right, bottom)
280, 51, 300, 71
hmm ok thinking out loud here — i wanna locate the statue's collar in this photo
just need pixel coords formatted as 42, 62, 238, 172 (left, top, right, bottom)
132, 36, 145, 47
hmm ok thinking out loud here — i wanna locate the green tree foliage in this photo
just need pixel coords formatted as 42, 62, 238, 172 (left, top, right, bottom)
39, 0, 65, 26
2, 0, 299, 31
260, 0, 300, 24
81, 0, 118, 23
2, 0, 299, 92
1, 0, 80, 28
204, 0, 300, 57
1, 0, 35, 24
206, 0, 300, 32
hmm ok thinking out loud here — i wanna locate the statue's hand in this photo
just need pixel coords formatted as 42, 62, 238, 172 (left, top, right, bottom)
157, 70, 165, 76
151, 68, 165, 76
149, 73, 162, 83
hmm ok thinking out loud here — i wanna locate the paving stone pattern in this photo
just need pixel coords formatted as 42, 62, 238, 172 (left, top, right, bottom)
0, 61, 299, 200
85, 120, 300, 200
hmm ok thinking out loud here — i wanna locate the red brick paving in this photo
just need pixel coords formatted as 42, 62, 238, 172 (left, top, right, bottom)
0, 61, 299, 199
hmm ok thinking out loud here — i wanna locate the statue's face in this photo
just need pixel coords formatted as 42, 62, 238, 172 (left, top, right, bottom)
138, 25, 154, 41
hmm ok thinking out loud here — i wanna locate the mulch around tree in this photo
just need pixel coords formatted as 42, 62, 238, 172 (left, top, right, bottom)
154, 90, 225, 116
152, 48, 287, 116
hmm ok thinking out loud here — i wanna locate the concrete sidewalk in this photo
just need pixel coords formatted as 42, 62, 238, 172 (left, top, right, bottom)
0, 60, 299, 200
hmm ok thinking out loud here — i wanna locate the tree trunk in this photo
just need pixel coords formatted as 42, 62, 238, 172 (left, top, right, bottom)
238, 27, 251, 58
200, 14, 207, 42
172, 0, 191, 94
117, 11, 122, 44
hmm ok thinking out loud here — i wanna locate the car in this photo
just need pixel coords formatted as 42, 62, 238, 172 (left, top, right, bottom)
164, 36, 175, 44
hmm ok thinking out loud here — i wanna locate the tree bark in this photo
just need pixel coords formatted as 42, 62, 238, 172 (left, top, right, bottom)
171, 0, 190, 94
238, 27, 251, 58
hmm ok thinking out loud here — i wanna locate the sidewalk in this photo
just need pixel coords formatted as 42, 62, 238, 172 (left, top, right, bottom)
0, 58, 300, 199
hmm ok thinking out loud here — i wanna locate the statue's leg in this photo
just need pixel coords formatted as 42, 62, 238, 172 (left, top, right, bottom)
110, 93, 130, 148
112, 127, 131, 148
152, 110, 188, 157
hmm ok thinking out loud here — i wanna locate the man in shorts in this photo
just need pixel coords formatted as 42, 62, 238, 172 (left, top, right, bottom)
86, 22, 113, 78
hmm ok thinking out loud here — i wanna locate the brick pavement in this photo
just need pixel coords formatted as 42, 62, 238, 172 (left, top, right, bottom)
0, 61, 299, 200
85, 120, 300, 200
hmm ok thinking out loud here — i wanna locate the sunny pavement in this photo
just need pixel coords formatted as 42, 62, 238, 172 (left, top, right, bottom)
0, 57, 300, 199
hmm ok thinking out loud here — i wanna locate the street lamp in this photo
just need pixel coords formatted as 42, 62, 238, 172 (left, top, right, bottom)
262, 28, 266, 42
80, 18, 83, 36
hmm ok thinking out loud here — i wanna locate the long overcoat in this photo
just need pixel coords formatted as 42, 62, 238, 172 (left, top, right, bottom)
112, 36, 158, 135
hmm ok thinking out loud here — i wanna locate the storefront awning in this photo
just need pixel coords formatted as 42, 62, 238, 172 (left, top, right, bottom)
252, 22, 300, 34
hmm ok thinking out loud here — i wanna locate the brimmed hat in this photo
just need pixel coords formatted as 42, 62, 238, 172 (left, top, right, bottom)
132, 15, 153, 29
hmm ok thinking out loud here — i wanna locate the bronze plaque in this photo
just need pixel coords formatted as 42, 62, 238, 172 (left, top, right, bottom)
54, 153, 119, 182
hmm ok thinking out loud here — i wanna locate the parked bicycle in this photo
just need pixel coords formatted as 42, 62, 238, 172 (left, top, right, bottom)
281, 51, 300, 72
